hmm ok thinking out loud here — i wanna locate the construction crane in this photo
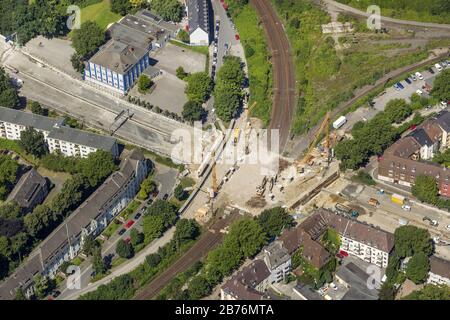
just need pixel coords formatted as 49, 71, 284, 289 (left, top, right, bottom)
244, 101, 258, 154
295, 111, 331, 172
211, 149, 218, 196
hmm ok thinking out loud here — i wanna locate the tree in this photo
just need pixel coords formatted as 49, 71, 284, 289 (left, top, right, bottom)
224, 218, 267, 258
33, 274, 51, 299
177, 30, 190, 43
145, 199, 178, 229
185, 72, 213, 103
82, 235, 100, 257
27, 100, 47, 116
0, 253, 8, 280
0, 67, 19, 108
78, 150, 116, 187
70, 53, 85, 73
403, 284, 450, 300
214, 83, 241, 121
24, 205, 56, 239
19, 127, 48, 158
146, 253, 161, 268
174, 184, 188, 201
138, 177, 156, 200
72, 21, 105, 59
394, 225, 433, 258
50, 175, 86, 215
0, 155, 19, 200
143, 214, 165, 242
176, 66, 189, 80
111, 0, 133, 15
406, 252, 430, 284
138, 75, 153, 93
188, 275, 211, 299
130, 229, 144, 247
182, 100, 206, 122
379, 283, 396, 300
14, 288, 26, 300
116, 239, 134, 259
431, 69, 450, 102
384, 99, 412, 124
412, 175, 439, 205
150, 0, 184, 22
92, 248, 107, 276
257, 207, 294, 239
174, 219, 200, 248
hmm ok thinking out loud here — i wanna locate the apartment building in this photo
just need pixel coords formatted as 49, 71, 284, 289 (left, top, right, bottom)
187, 0, 211, 45
427, 256, 450, 286
0, 149, 149, 299
260, 241, 291, 284
0, 107, 118, 158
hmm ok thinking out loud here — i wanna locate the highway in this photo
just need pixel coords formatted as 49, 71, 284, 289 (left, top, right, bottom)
250, 0, 296, 152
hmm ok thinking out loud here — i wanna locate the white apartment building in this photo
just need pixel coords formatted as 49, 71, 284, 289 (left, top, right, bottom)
187, 0, 210, 46
427, 256, 450, 286
0, 149, 149, 299
340, 235, 390, 268
261, 241, 291, 284
0, 106, 118, 158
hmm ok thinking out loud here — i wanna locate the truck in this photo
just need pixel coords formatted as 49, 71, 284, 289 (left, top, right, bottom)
368, 198, 379, 206
333, 116, 347, 130
423, 216, 438, 227
391, 193, 405, 205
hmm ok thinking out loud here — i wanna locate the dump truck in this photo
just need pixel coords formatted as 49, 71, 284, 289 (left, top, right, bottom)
391, 193, 405, 205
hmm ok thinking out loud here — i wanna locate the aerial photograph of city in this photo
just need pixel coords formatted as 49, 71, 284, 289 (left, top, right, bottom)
0, 0, 449, 314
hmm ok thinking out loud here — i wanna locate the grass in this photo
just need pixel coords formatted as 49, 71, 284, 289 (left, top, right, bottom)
119, 199, 141, 221
0, 138, 39, 165
179, 177, 195, 189
72, 257, 84, 266
228, 4, 272, 125
102, 219, 121, 238
69, 0, 121, 37
169, 40, 209, 56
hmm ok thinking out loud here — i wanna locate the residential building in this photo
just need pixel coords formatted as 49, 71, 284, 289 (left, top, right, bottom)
427, 256, 450, 286
187, 0, 211, 46
0, 149, 149, 299
435, 111, 450, 151
85, 9, 173, 94
0, 106, 64, 140
220, 259, 271, 300
260, 241, 291, 284
0, 107, 118, 158
7, 168, 48, 213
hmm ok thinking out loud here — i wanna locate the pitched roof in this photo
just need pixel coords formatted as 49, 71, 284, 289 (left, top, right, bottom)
421, 119, 442, 144
47, 126, 117, 152
0, 106, 64, 132
410, 128, 434, 147
436, 110, 450, 133
262, 241, 290, 270
187, 0, 210, 35
7, 168, 47, 210
429, 256, 450, 279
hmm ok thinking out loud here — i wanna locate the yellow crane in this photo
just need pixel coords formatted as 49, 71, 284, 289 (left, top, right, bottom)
296, 111, 331, 171
211, 149, 217, 196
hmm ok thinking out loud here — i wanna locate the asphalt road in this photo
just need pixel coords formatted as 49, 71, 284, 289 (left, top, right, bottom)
250, 0, 296, 153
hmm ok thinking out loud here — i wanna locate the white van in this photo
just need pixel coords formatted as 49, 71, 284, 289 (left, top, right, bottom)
415, 72, 424, 80
435, 63, 443, 72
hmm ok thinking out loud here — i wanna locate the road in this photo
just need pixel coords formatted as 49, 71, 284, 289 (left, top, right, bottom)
250, 0, 296, 152
134, 211, 240, 300
323, 0, 450, 30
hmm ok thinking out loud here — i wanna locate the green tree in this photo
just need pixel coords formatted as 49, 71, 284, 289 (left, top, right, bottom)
176, 66, 189, 79
257, 207, 294, 239
431, 69, 450, 102
19, 127, 48, 158
33, 274, 52, 299
0, 155, 19, 200
70, 53, 85, 73
182, 100, 206, 122
82, 235, 100, 257
174, 219, 200, 248
150, 0, 184, 22
78, 150, 116, 187
394, 225, 433, 258
224, 218, 267, 258
146, 253, 161, 268
92, 248, 107, 275
116, 239, 134, 259
72, 21, 105, 59
174, 184, 188, 201
50, 174, 86, 215
27, 100, 47, 116
188, 275, 211, 299
412, 175, 439, 204
0, 67, 19, 108
384, 99, 412, 124
185, 72, 213, 103
138, 74, 153, 93
406, 252, 430, 284
130, 228, 144, 246
403, 284, 450, 300
111, 0, 133, 15
14, 288, 26, 300
177, 30, 190, 43
24, 205, 56, 239
143, 214, 165, 242
145, 199, 178, 229
138, 177, 156, 200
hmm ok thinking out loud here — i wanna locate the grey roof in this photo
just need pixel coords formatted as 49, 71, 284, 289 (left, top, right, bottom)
143, 65, 162, 78
90, 39, 148, 74
47, 126, 117, 152
187, 0, 210, 35
0, 150, 145, 299
119, 15, 163, 41
336, 262, 379, 300
262, 241, 290, 270
7, 168, 47, 210
436, 111, 450, 133
429, 256, 450, 279
0, 106, 64, 132
294, 283, 323, 300
410, 128, 433, 147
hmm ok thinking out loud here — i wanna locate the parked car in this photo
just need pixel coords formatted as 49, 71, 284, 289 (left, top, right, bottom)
428, 67, 435, 74
52, 290, 61, 298
163, 193, 169, 200
118, 228, 126, 235
415, 72, 424, 80
435, 63, 443, 72
416, 89, 423, 95
446, 224, 450, 231
393, 83, 400, 91
410, 74, 417, 81
402, 205, 411, 211
124, 220, 135, 229
404, 78, 412, 84
134, 212, 142, 220
235, 34, 240, 41
396, 82, 404, 89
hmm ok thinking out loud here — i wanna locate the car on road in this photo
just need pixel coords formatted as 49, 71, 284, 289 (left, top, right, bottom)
213, 46, 218, 53
402, 204, 411, 211
368, 198, 380, 206
396, 82, 404, 89
415, 72, 424, 80
124, 220, 135, 229
118, 228, 126, 236
163, 193, 169, 200
404, 78, 412, 84
134, 212, 142, 220
52, 290, 61, 298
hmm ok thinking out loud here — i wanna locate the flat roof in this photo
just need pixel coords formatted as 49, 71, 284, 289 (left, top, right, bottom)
47, 126, 116, 151
0, 106, 64, 132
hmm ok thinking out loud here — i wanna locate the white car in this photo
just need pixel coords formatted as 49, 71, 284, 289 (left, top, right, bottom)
402, 205, 411, 211
415, 72, 424, 80
441, 101, 448, 108
435, 63, 443, 72
446, 225, 450, 231
416, 89, 423, 96
410, 74, 417, 81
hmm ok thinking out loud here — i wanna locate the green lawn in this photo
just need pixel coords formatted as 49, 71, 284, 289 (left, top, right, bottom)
168, 40, 209, 56
70, 0, 121, 37
119, 199, 141, 221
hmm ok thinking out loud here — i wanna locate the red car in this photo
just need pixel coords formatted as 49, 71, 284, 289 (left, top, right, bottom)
410, 124, 417, 131
235, 34, 240, 41
124, 220, 135, 229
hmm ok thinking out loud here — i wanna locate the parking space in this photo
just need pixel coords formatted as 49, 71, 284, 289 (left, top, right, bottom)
150, 43, 206, 76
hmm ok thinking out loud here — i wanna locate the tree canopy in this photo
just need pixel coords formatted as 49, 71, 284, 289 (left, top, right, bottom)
384, 99, 412, 124
411, 175, 439, 205
394, 225, 433, 258
0, 155, 19, 200
77, 150, 117, 187
406, 252, 430, 284
185, 72, 213, 103
150, 0, 184, 22
182, 100, 206, 123
116, 239, 134, 259
19, 128, 48, 158
0, 67, 19, 108
431, 69, 450, 102
403, 284, 450, 300
257, 207, 294, 239
111, 0, 133, 15
72, 21, 105, 59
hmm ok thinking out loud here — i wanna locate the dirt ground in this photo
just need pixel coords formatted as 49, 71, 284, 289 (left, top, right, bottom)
37, 167, 71, 203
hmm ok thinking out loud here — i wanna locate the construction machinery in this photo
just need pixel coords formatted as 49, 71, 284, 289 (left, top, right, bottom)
244, 101, 258, 155
256, 176, 268, 197
295, 111, 331, 172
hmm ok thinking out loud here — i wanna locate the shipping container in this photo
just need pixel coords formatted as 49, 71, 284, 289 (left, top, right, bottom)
333, 116, 347, 129
391, 193, 405, 205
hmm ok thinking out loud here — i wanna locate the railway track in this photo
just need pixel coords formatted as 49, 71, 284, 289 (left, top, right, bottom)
250, 0, 296, 152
